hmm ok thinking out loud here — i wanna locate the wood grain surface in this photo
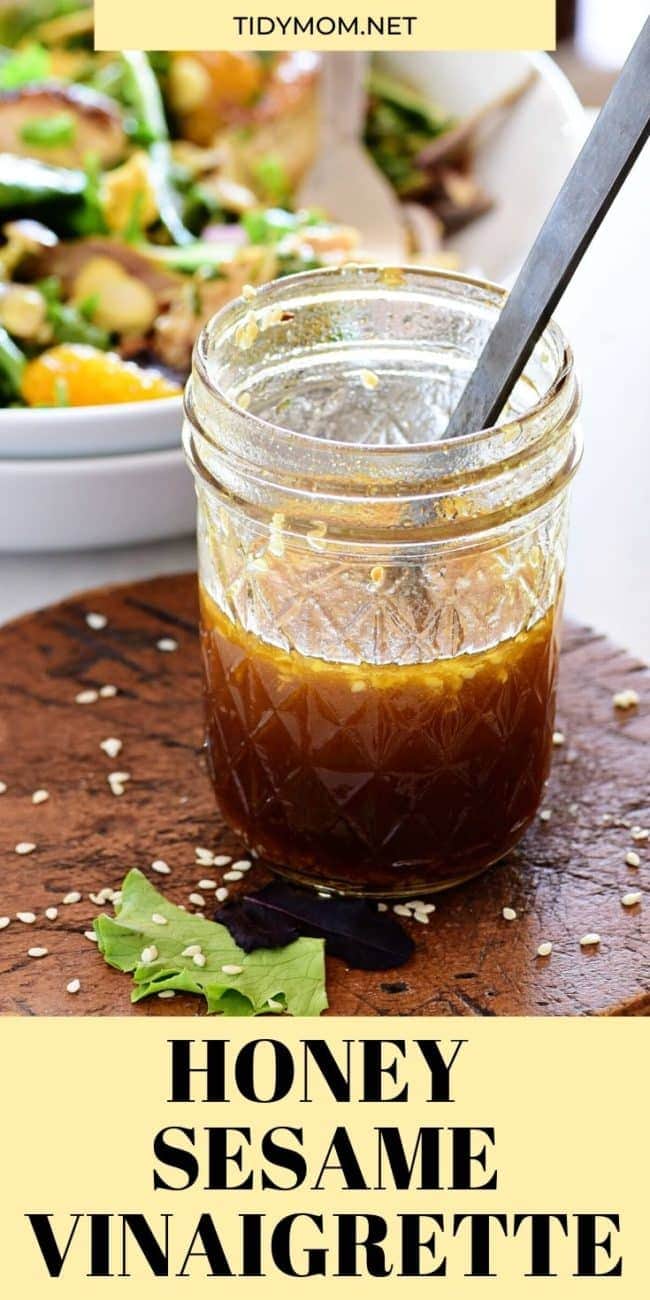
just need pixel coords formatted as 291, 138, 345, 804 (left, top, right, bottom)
0, 572, 648, 1017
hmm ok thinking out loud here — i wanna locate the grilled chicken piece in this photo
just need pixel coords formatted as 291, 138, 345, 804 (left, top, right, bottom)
151, 255, 275, 373
0, 83, 126, 168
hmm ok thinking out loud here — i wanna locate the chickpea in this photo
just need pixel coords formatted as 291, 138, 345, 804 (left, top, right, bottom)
91, 277, 157, 335
168, 56, 212, 113
0, 284, 48, 340
72, 258, 158, 335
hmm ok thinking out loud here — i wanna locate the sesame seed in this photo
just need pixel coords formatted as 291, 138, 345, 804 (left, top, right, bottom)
317, 891, 332, 899
15, 841, 36, 855
195, 847, 215, 864
231, 860, 251, 872
539, 809, 552, 822
151, 913, 168, 926
181, 944, 202, 957
158, 989, 175, 999
28, 947, 48, 958
188, 892, 205, 906
0, 916, 10, 929
625, 851, 641, 868
151, 859, 171, 875
75, 688, 98, 704
99, 684, 117, 698
621, 891, 642, 907
351, 681, 366, 693
17, 912, 36, 924
393, 904, 411, 917
63, 891, 82, 905
552, 731, 565, 746
192, 952, 206, 968
108, 771, 130, 796
580, 933, 601, 947
370, 564, 385, 587
215, 887, 229, 903
268, 533, 285, 559
221, 964, 243, 975
213, 854, 232, 867
84, 930, 98, 942
198, 879, 217, 890
86, 612, 107, 630
377, 902, 388, 912
90, 887, 116, 907
66, 978, 81, 995
100, 737, 122, 759
234, 312, 259, 350
415, 902, 436, 914
569, 802, 579, 815
263, 305, 286, 330
140, 945, 158, 964
32, 789, 49, 804
502, 907, 517, 921
223, 870, 243, 882
45, 907, 58, 921
537, 941, 553, 958
613, 688, 639, 710
157, 637, 178, 652
413, 912, 430, 923
360, 368, 380, 390
0, 781, 6, 794
631, 826, 648, 841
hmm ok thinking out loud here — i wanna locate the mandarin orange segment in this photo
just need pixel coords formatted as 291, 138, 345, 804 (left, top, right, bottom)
21, 344, 181, 407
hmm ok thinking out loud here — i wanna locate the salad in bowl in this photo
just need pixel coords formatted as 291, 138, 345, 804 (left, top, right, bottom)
0, 1, 508, 411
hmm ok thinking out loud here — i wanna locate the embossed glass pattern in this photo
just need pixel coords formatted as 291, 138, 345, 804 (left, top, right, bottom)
184, 267, 581, 895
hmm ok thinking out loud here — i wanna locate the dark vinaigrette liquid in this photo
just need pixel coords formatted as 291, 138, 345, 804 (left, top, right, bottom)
200, 586, 560, 895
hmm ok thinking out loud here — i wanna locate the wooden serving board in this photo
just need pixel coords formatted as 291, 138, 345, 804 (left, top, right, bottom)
0, 573, 648, 1018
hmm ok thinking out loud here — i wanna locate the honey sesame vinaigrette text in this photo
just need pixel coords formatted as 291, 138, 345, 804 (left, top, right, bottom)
184, 267, 582, 896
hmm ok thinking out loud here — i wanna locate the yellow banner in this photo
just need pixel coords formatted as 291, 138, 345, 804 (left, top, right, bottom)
0, 1016, 646, 1295
94, 1, 556, 51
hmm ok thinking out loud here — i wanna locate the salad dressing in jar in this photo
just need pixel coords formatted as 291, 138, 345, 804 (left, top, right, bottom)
185, 266, 581, 896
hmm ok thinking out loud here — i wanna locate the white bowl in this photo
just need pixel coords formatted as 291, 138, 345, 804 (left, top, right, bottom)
0, 445, 194, 551
0, 392, 184, 460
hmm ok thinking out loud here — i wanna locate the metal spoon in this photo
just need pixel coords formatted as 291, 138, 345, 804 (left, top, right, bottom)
445, 18, 650, 439
297, 53, 406, 261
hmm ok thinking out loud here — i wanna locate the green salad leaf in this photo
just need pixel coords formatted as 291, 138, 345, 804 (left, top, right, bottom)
21, 112, 77, 148
0, 42, 50, 90
94, 869, 328, 1017
243, 206, 321, 245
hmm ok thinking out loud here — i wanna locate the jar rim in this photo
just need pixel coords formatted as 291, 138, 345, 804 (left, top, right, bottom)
189, 263, 575, 458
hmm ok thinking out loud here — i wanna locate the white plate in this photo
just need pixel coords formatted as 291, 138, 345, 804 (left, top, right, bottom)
0, 51, 584, 466
0, 445, 194, 552
379, 51, 586, 278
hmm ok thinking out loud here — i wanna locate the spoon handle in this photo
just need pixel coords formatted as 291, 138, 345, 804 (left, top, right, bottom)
318, 53, 370, 145
445, 18, 650, 439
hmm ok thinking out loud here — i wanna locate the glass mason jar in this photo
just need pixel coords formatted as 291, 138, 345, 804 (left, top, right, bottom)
184, 266, 581, 897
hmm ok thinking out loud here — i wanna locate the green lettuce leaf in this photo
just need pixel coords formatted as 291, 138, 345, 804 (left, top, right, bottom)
94, 869, 327, 1017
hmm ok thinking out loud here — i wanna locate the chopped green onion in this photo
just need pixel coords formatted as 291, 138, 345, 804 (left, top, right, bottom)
20, 113, 77, 148
0, 43, 50, 91
0, 326, 26, 397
